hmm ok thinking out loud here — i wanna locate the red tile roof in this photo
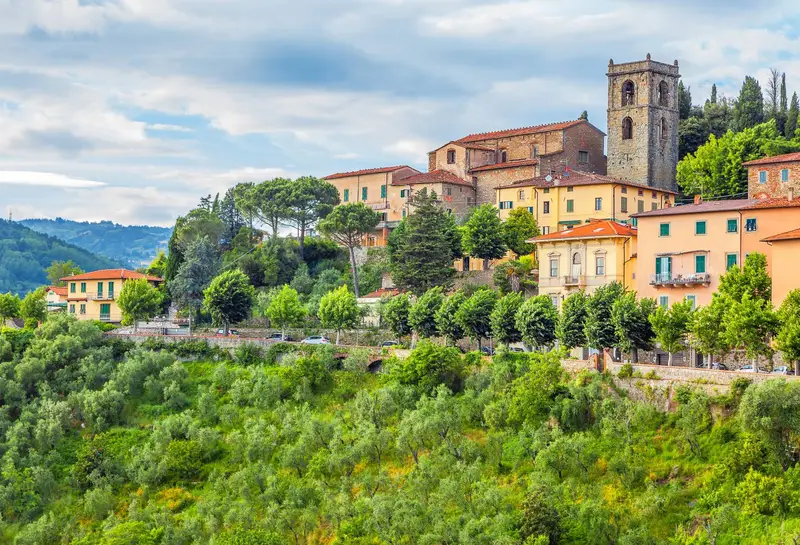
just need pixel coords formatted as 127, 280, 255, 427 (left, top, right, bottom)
61, 269, 162, 282
744, 196, 800, 209
531, 220, 637, 242
47, 286, 68, 296
634, 196, 800, 218
470, 159, 539, 173
456, 119, 593, 143
393, 169, 474, 187
496, 170, 679, 195
761, 226, 800, 242
743, 152, 800, 167
324, 166, 418, 180
361, 288, 401, 299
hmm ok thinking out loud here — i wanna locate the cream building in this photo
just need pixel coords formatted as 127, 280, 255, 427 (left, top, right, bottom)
63, 269, 163, 323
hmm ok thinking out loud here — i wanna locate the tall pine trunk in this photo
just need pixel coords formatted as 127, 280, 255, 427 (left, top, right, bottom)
349, 246, 360, 298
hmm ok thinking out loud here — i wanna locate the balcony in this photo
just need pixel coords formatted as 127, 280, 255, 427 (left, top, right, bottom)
86, 292, 115, 301
563, 275, 586, 287
366, 202, 390, 211
650, 273, 711, 287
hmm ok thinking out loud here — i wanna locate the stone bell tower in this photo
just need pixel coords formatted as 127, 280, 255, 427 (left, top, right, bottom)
606, 54, 680, 192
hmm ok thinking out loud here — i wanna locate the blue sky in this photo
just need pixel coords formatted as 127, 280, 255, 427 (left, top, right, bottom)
0, 0, 799, 226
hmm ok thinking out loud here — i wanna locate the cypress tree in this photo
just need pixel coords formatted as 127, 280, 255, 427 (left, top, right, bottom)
678, 81, 692, 120
787, 92, 799, 139
733, 76, 764, 131
710, 83, 717, 104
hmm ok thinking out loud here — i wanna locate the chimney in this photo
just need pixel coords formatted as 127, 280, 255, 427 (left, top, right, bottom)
789, 187, 795, 202
693, 194, 703, 205
553, 178, 560, 186
664, 200, 672, 208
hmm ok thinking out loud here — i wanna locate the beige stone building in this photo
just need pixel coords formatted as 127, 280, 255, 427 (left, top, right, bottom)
744, 152, 800, 199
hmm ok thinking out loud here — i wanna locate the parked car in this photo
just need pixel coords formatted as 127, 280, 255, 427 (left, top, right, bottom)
269, 333, 293, 342
772, 366, 795, 375
711, 362, 729, 371
508, 346, 527, 353
739, 364, 759, 373
481, 346, 495, 356
301, 335, 331, 345
215, 329, 240, 337
381, 340, 400, 348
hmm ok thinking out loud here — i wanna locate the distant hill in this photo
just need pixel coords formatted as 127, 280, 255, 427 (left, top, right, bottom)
19, 218, 172, 268
0, 220, 121, 295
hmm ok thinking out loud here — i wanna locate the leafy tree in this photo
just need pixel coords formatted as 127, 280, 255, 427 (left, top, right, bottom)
146, 250, 167, 279
203, 269, 255, 334
170, 235, 220, 335
611, 292, 656, 363
739, 380, 800, 469
0, 291, 21, 323
462, 204, 507, 268
689, 294, 731, 368
318, 202, 380, 297
436, 290, 466, 345
584, 282, 625, 350
679, 116, 710, 159
520, 488, 561, 545
318, 285, 359, 345
267, 285, 307, 338
557, 291, 588, 349
722, 294, 779, 366
733, 76, 765, 131
491, 292, 523, 346
777, 314, 800, 376
46, 260, 83, 287
409, 287, 444, 339
20, 287, 47, 328
718, 252, 771, 303
176, 206, 225, 250
281, 176, 339, 258
678, 81, 692, 120
516, 295, 557, 349
456, 289, 499, 350
117, 279, 162, 332
383, 293, 412, 340
649, 300, 693, 366
217, 187, 246, 245
502, 208, 539, 258
164, 224, 184, 284
388, 189, 461, 294
493, 258, 537, 294
787, 92, 799, 138
388, 341, 465, 394
244, 178, 292, 240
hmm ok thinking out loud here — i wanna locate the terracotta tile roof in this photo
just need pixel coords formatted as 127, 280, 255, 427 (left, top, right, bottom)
743, 152, 800, 166
361, 288, 401, 299
496, 170, 679, 195
456, 119, 593, 143
324, 166, 417, 180
393, 169, 474, 187
744, 197, 800, 209
634, 196, 800, 218
47, 286, 68, 296
531, 220, 637, 242
61, 269, 162, 282
761, 226, 800, 242
470, 159, 539, 173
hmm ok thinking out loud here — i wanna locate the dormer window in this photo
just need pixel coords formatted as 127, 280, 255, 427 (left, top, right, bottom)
447, 149, 456, 164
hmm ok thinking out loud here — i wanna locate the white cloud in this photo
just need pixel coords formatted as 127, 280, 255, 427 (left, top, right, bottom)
383, 139, 436, 160
147, 123, 192, 133
0, 171, 105, 188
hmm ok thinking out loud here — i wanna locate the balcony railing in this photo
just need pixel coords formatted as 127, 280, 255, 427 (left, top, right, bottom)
366, 202, 390, 211
650, 273, 711, 286
563, 275, 586, 287
86, 292, 115, 301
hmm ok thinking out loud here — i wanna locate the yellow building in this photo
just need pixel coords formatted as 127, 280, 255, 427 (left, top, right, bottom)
495, 171, 676, 234
762, 226, 800, 307
62, 269, 163, 323
531, 220, 637, 308
45, 286, 68, 312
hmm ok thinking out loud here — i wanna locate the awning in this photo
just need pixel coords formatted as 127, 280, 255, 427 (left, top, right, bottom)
558, 220, 582, 225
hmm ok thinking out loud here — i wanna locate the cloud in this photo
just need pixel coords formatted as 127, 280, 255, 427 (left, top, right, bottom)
334, 152, 360, 159
147, 123, 192, 132
0, 170, 106, 188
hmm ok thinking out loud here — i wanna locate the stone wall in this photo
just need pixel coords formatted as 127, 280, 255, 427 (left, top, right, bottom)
747, 161, 800, 199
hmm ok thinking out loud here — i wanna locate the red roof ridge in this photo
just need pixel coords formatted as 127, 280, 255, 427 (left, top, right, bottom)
496, 170, 679, 194
324, 165, 417, 180
60, 268, 162, 282
456, 119, 585, 143
531, 220, 637, 242
743, 152, 800, 167
392, 169, 474, 187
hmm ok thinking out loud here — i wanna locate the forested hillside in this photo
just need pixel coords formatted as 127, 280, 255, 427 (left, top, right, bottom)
2, 316, 800, 544
0, 220, 120, 295
20, 218, 172, 268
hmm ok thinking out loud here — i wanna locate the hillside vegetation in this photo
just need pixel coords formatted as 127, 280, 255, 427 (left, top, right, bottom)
0, 220, 119, 295
2, 316, 800, 544
20, 218, 172, 268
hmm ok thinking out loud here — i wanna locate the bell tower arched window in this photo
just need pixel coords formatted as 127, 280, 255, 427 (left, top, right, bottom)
622, 80, 635, 106
622, 117, 633, 140
658, 81, 669, 107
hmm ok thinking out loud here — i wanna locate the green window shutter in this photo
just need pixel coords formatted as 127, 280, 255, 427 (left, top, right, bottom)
343, 189, 349, 202
362, 187, 368, 201
97, 282, 103, 297
695, 255, 706, 273
727, 219, 737, 233
381, 185, 387, 198
655, 258, 662, 275
566, 199, 574, 212
726, 253, 738, 270
80, 282, 86, 293
659, 223, 670, 236
695, 221, 706, 235
70, 283, 76, 294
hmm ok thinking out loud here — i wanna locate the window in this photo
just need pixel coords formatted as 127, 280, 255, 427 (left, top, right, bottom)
686, 295, 697, 310
541, 226, 550, 235
726, 253, 738, 270
652, 202, 658, 211
660, 117, 667, 139
620, 197, 628, 213
527, 207, 534, 214
462, 257, 470, 270
467, 197, 473, 205
543, 201, 550, 214
631, 217, 638, 227
472, 176, 478, 184
658, 81, 669, 106
69, 304, 75, 314
549, 258, 559, 278
655, 256, 672, 282
80, 304, 86, 315
638, 189, 644, 197
108, 282, 114, 299
695, 221, 706, 235
659, 223, 670, 237
400, 189, 407, 198
695, 254, 706, 274
100, 304, 111, 320
578, 150, 589, 163
380, 212, 387, 222
550, 295, 560, 308
567, 186, 574, 192
638, 200, 645, 213
596, 256, 606, 276
80, 282, 87, 293
652, 191, 657, 199
621, 187, 627, 194
402, 209, 406, 218
447, 149, 456, 164
594, 197, 603, 211
532, 145, 539, 158
759, 170, 767, 184
518, 189, 525, 200
97, 282, 103, 298
622, 80, 635, 106
446, 186, 452, 196
500, 150, 508, 163
499, 201, 513, 210
70, 282, 76, 294
566, 199, 574, 213
745, 218, 758, 232
343, 189, 349, 202
543, 188, 550, 194
622, 117, 633, 140
362, 187, 368, 201
782, 169, 790, 182
659, 296, 669, 309
727, 219, 738, 233
381, 185, 387, 199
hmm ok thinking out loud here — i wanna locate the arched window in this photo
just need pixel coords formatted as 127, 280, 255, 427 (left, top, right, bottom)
572, 253, 581, 265
500, 150, 508, 163
622, 117, 633, 140
658, 81, 669, 107
622, 80, 635, 106
660, 117, 667, 140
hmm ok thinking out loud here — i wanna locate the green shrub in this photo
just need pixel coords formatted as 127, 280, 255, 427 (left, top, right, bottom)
265, 342, 296, 365
617, 363, 634, 379
235, 343, 265, 366
387, 340, 465, 394
165, 440, 204, 481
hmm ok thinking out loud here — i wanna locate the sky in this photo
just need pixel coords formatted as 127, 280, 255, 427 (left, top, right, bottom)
2, 0, 800, 227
